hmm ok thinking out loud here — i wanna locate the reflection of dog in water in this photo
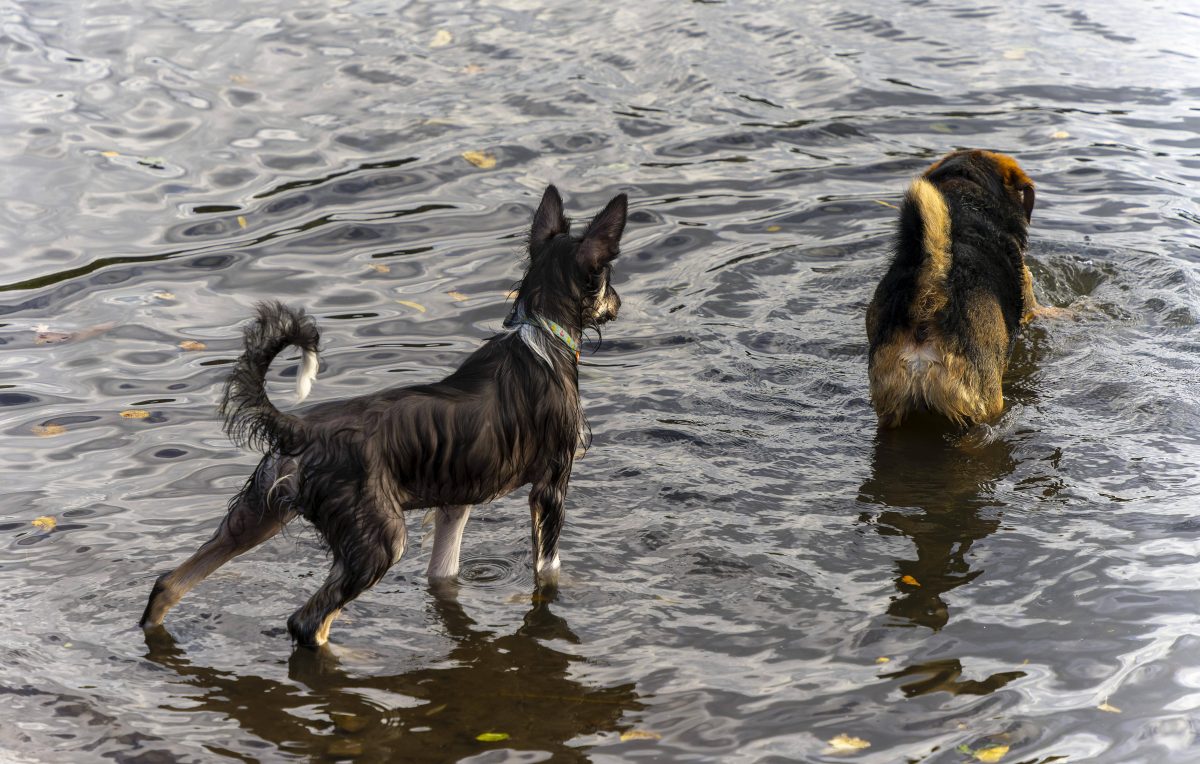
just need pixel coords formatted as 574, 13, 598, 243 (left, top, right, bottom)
144, 588, 643, 762
867, 150, 1052, 428
859, 423, 1014, 630
141, 186, 628, 648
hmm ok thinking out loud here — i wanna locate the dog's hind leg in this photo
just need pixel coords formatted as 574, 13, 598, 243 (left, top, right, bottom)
529, 467, 570, 584
426, 506, 471, 580
287, 505, 407, 648
140, 466, 296, 628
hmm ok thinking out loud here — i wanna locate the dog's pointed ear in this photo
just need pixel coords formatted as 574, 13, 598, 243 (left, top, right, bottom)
1021, 184, 1035, 222
531, 185, 569, 248
577, 193, 627, 272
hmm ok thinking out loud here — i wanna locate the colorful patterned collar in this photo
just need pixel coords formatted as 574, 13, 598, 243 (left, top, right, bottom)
529, 315, 580, 361
505, 303, 582, 362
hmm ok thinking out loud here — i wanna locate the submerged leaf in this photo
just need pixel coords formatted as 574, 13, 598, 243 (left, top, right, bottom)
461, 150, 497, 170
430, 29, 453, 48
826, 733, 870, 752
32, 424, 66, 437
620, 730, 662, 741
475, 732, 509, 742
1098, 700, 1121, 713
101, 150, 120, 158
974, 745, 1010, 762
237, 215, 248, 229
1051, 130, 1070, 139
447, 290, 469, 302
120, 409, 150, 419
766, 225, 782, 232
368, 263, 391, 274
31, 516, 57, 531
397, 300, 427, 313
179, 340, 207, 351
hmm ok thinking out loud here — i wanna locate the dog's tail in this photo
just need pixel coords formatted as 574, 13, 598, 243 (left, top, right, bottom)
219, 301, 320, 453
898, 177, 952, 325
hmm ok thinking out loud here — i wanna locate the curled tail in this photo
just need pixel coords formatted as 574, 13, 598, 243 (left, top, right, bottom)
899, 177, 952, 325
220, 301, 320, 453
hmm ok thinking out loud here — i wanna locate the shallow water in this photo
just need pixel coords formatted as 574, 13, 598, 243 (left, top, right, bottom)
3, 0, 1200, 761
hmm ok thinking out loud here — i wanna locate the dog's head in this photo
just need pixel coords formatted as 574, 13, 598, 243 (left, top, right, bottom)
517, 185, 627, 330
924, 150, 1035, 224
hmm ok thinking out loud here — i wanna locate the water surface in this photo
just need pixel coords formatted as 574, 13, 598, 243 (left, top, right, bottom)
2, 1, 1200, 761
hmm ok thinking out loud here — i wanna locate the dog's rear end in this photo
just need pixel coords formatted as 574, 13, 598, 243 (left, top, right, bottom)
867, 150, 1036, 428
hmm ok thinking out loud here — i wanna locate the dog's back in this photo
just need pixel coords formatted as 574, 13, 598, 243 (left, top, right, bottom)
867, 150, 1035, 428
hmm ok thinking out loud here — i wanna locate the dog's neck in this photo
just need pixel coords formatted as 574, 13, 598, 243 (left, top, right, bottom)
504, 302, 582, 367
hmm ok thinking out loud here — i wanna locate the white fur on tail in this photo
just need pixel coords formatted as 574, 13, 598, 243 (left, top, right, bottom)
296, 349, 318, 402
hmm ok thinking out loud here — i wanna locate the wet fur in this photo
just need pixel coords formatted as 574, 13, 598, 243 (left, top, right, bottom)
141, 186, 627, 647
867, 150, 1037, 428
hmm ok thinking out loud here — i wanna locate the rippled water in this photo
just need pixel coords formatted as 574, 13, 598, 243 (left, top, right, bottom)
3, 1, 1200, 761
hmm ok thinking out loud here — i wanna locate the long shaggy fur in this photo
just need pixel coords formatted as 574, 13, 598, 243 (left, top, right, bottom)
141, 185, 628, 648
866, 149, 1036, 428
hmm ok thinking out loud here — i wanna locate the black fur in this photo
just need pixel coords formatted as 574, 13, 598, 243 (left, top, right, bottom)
142, 185, 628, 648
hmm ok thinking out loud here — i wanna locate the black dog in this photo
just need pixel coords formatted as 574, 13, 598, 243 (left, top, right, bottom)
866, 150, 1045, 428
141, 185, 627, 647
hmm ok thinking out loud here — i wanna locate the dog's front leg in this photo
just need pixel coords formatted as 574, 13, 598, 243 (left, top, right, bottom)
529, 467, 570, 583
427, 506, 472, 580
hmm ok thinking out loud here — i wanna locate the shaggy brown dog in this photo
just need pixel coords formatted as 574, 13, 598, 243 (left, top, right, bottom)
866, 150, 1044, 428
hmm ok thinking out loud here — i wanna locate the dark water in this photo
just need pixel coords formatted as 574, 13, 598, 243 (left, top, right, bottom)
3, 1, 1200, 761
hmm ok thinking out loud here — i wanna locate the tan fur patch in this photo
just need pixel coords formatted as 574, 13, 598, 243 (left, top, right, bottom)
906, 178, 952, 326
980, 150, 1033, 191
870, 293, 1008, 427
870, 333, 993, 428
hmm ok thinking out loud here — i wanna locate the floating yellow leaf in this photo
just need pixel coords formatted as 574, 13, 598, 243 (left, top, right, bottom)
397, 300, 427, 313
974, 745, 1009, 762
237, 215, 248, 229
326, 740, 363, 757
153, 291, 176, 300
826, 733, 870, 752
900, 574, 921, 587
32, 424, 66, 437
1098, 700, 1121, 713
875, 199, 900, 210
461, 150, 496, 170
620, 729, 661, 741
448, 290, 469, 302
430, 29, 453, 48
179, 340, 207, 351
1051, 130, 1070, 139
369, 263, 391, 273
101, 150, 120, 158
475, 732, 509, 742
766, 225, 781, 232
120, 409, 150, 419
875, 656, 890, 664
31, 516, 57, 531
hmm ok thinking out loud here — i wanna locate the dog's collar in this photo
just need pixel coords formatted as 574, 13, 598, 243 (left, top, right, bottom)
506, 305, 581, 363
528, 315, 580, 360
